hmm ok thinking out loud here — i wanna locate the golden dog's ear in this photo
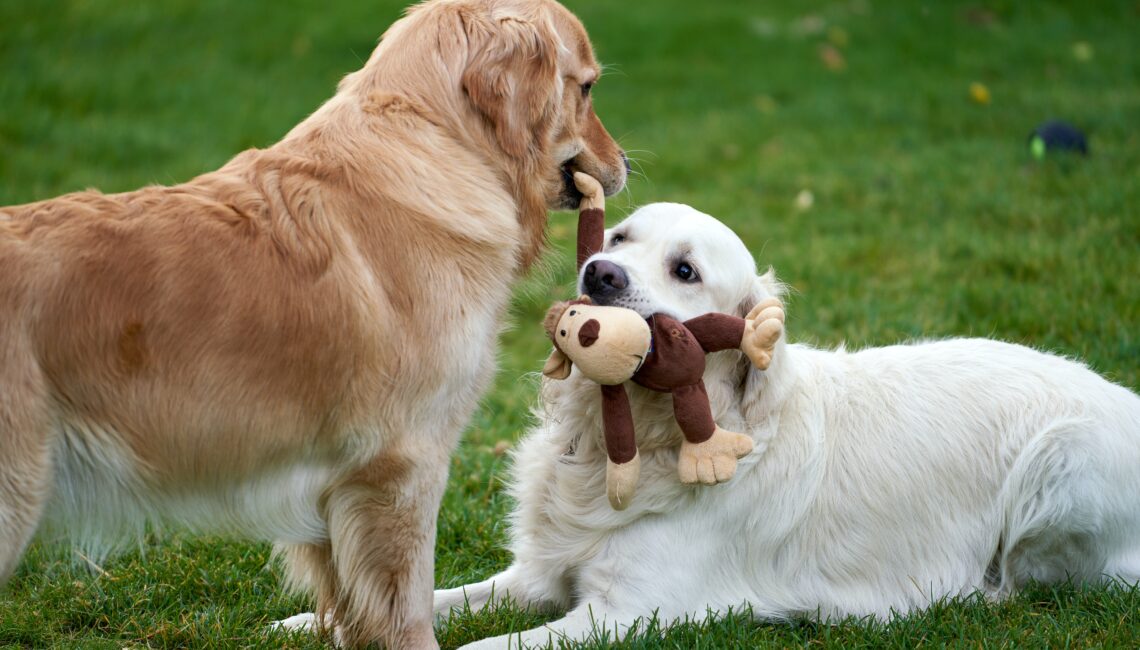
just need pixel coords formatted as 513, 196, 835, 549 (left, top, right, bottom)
543, 348, 573, 380
462, 7, 560, 158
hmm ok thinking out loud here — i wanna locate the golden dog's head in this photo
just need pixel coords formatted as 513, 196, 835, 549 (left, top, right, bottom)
349, 0, 626, 264
451, 0, 627, 208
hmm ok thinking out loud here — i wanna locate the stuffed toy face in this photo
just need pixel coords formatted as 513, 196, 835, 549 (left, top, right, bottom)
543, 301, 652, 385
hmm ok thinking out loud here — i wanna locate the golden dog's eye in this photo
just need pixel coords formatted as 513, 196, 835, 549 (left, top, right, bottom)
560, 329, 567, 337
581, 82, 593, 98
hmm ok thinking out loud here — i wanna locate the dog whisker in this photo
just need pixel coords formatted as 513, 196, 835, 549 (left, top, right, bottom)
598, 62, 627, 78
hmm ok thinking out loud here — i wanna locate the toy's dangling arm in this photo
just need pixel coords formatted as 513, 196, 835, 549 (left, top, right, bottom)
573, 172, 606, 270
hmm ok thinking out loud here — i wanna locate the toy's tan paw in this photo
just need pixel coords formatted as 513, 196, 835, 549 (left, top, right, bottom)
742, 297, 785, 370
678, 427, 754, 486
606, 453, 641, 510
732, 431, 754, 456
573, 172, 605, 212
677, 451, 700, 485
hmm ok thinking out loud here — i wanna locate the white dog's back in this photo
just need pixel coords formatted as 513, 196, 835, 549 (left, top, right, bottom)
740, 338, 1140, 616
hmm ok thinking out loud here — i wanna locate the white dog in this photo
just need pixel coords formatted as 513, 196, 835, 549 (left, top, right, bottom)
432, 202, 1140, 648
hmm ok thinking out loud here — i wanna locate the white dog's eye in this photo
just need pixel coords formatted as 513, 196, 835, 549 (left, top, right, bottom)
610, 233, 625, 246
674, 262, 700, 282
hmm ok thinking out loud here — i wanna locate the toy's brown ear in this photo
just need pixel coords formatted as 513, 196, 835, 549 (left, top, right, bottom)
543, 301, 571, 339
543, 348, 572, 380
544, 297, 593, 340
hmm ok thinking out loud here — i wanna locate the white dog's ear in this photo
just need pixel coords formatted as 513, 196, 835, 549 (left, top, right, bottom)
461, 7, 560, 159
736, 267, 785, 317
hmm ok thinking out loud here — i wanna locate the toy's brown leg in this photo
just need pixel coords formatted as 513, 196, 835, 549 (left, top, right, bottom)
673, 382, 753, 486
574, 172, 606, 269
601, 384, 640, 509
577, 207, 606, 270
671, 382, 716, 445
601, 384, 637, 463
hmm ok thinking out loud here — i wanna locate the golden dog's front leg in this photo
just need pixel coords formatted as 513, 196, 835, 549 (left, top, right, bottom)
315, 447, 448, 649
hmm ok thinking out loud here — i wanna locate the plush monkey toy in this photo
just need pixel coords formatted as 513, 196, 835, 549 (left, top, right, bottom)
543, 173, 784, 510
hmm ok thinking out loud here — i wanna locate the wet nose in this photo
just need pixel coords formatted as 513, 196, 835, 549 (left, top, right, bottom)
583, 260, 628, 300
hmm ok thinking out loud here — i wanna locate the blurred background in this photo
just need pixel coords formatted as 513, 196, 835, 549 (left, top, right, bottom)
1, 1, 1138, 647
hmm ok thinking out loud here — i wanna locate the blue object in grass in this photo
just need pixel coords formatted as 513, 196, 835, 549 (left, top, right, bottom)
1029, 120, 1088, 159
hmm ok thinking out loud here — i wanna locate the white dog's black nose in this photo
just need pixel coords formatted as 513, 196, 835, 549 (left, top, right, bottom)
583, 260, 628, 301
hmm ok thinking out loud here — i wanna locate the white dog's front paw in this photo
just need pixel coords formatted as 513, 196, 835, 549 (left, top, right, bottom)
272, 612, 318, 632
270, 612, 344, 646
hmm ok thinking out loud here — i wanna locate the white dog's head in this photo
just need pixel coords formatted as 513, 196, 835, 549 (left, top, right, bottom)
578, 203, 779, 321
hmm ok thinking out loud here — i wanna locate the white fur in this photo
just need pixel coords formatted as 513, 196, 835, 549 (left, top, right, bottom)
44, 423, 336, 560
432, 203, 1140, 648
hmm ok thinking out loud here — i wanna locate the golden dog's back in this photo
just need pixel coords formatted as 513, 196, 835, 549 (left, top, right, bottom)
0, 162, 367, 473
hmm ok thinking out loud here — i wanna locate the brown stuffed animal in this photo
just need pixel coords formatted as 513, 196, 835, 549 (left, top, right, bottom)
543, 173, 784, 509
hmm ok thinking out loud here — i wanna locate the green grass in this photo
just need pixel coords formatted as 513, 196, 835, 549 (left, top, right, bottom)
2, 0, 1139, 647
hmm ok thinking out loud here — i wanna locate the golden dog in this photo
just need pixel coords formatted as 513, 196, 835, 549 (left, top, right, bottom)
0, 0, 625, 647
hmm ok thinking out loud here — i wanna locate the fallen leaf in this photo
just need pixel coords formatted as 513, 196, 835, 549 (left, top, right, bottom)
969, 82, 991, 104
793, 14, 826, 37
819, 44, 846, 71
1072, 41, 1094, 62
753, 94, 778, 114
795, 189, 815, 211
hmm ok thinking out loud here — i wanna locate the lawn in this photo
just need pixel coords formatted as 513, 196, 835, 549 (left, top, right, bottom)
2, 0, 1139, 647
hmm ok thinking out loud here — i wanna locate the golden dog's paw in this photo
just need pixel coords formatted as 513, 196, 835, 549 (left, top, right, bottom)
677, 427, 754, 486
742, 297, 785, 370
573, 171, 605, 212
606, 453, 641, 510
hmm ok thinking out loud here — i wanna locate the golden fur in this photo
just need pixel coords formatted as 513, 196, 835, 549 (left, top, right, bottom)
0, 0, 625, 647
